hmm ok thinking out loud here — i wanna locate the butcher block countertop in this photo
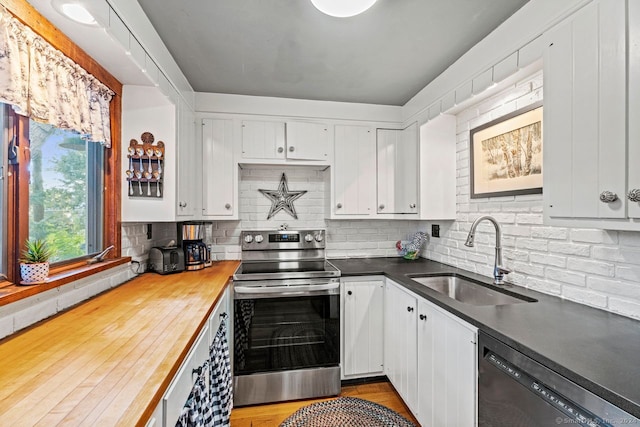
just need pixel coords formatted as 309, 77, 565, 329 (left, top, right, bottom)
0, 260, 239, 427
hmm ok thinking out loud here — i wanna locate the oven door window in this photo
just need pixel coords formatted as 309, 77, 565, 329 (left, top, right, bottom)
234, 294, 339, 374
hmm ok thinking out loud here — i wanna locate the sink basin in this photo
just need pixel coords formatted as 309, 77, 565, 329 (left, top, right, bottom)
409, 276, 535, 306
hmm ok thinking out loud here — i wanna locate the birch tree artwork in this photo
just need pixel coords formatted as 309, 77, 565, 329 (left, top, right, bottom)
480, 121, 542, 181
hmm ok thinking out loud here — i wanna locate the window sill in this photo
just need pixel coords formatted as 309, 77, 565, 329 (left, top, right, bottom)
0, 257, 132, 307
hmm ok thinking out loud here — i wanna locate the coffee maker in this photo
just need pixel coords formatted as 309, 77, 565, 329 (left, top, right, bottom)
177, 222, 212, 271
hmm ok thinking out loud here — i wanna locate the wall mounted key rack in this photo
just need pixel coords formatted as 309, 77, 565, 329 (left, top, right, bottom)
126, 132, 165, 198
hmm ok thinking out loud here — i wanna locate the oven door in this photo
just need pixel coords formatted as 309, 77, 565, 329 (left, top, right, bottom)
233, 278, 340, 376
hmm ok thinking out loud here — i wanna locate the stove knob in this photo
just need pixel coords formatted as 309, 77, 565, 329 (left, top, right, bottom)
244, 234, 254, 243
314, 233, 324, 242
254, 234, 264, 243
304, 234, 314, 243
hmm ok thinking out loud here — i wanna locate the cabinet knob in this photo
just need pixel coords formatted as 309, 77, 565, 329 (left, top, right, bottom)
379, 204, 385, 210
628, 189, 640, 203
277, 147, 284, 153
407, 306, 414, 312
347, 290, 352, 296
289, 146, 295, 152
225, 203, 231, 210
420, 314, 427, 321
599, 191, 618, 203
337, 203, 342, 209
409, 203, 416, 209
179, 201, 187, 208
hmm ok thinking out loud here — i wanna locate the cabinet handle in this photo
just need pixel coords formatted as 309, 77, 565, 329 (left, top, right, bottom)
628, 189, 640, 203
599, 191, 618, 203
289, 146, 295, 152
409, 203, 416, 209
407, 306, 414, 312
379, 204, 385, 210
277, 147, 284, 153
337, 203, 342, 209
420, 314, 427, 321
347, 290, 352, 295
179, 201, 187, 208
225, 203, 231, 210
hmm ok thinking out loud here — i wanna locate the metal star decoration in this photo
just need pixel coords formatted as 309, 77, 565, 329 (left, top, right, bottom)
259, 173, 307, 219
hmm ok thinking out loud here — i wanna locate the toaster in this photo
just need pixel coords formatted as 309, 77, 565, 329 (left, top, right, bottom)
149, 246, 185, 274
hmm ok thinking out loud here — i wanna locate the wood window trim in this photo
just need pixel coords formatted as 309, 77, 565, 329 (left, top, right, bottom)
0, 0, 123, 285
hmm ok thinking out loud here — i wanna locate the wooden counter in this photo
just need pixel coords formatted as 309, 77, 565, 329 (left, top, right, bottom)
0, 260, 239, 426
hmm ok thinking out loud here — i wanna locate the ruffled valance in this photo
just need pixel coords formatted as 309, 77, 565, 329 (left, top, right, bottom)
0, 6, 114, 147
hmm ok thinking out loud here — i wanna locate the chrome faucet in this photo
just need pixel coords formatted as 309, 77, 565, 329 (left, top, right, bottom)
464, 216, 511, 285
87, 245, 115, 265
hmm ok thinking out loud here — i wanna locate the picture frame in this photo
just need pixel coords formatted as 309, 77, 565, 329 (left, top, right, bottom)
470, 101, 543, 199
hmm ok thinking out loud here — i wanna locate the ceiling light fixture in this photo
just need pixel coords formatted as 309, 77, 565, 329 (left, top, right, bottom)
51, 0, 97, 26
310, 0, 378, 18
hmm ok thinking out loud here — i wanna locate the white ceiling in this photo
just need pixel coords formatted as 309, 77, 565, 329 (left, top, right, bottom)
137, 0, 530, 106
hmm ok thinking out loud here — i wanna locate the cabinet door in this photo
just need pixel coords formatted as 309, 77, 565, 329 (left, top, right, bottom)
343, 280, 384, 377
241, 120, 285, 160
202, 119, 235, 217
377, 125, 419, 214
384, 281, 417, 412
544, 0, 626, 220
417, 299, 477, 427
629, 1, 640, 219
176, 100, 197, 218
285, 121, 329, 160
334, 125, 376, 215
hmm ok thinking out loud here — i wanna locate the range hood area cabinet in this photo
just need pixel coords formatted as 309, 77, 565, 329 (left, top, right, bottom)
240, 120, 330, 163
544, 0, 640, 230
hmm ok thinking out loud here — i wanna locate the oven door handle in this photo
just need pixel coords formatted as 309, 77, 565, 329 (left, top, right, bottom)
234, 282, 340, 298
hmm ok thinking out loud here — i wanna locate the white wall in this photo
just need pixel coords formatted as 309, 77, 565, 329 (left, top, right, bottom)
424, 70, 640, 320
207, 166, 427, 260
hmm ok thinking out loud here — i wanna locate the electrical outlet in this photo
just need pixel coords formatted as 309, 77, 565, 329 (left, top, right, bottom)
432, 224, 440, 238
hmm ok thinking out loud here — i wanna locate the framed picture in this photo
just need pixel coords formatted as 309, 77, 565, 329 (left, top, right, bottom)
470, 101, 543, 199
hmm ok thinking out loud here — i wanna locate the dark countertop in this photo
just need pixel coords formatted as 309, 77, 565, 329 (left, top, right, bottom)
329, 257, 640, 418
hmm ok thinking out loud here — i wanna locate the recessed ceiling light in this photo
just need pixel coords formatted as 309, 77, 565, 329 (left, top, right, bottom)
310, 0, 378, 18
51, 0, 97, 26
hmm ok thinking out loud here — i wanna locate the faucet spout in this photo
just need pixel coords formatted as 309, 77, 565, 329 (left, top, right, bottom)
465, 216, 510, 285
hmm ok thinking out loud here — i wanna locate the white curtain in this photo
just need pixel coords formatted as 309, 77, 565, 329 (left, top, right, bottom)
0, 6, 114, 147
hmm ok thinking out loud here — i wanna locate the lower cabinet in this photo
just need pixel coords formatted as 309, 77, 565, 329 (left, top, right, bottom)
341, 277, 385, 379
384, 279, 477, 426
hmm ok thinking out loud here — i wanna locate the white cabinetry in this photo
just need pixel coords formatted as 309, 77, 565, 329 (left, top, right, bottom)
416, 299, 477, 427
544, 0, 632, 229
202, 119, 236, 218
176, 99, 198, 218
377, 123, 419, 215
384, 279, 477, 426
341, 277, 384, 379
419, 115, 456, 220
332, 125, 376, 216
384, 280, 418, 413
240, 120, 329, 163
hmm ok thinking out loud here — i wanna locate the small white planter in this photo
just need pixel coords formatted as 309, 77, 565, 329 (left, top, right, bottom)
19, 262, 49, 285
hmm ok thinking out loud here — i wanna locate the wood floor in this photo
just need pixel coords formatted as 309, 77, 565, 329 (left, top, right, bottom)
230, 380, 419, 426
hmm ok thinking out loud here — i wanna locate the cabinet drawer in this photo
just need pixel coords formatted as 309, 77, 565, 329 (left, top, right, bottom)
163, 324, 210, 426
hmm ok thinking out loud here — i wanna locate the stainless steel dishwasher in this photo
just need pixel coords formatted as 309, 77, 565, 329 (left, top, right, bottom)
478, 331, 639, 427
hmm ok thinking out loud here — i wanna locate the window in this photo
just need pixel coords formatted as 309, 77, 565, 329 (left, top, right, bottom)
27, 119, 104, 263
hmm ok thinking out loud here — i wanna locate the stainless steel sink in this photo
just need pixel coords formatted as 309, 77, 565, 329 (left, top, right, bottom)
410, 276, 534, 306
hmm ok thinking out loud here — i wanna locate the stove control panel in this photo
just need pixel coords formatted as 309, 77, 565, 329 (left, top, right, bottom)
241, 230, 326, 250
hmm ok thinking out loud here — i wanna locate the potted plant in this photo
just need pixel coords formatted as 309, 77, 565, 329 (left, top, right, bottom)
19, 239, 53, 285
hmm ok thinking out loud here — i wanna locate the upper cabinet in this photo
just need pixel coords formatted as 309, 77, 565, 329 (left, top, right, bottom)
377, 123, 419, 215
240, 120, 329, 163
176, 99, 198, 218
544, 0, 636, 229
202, 118, 236, 219
332, 125, 376, 216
